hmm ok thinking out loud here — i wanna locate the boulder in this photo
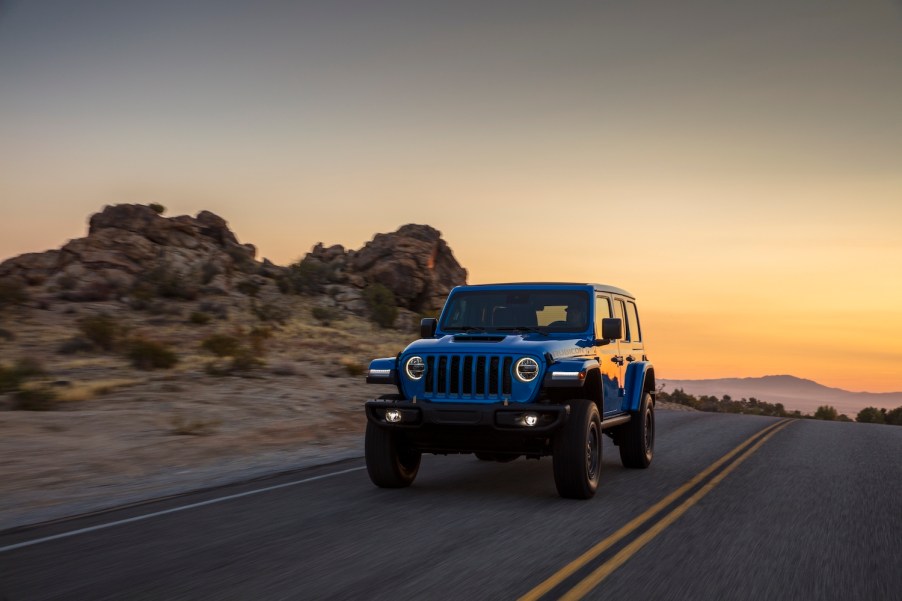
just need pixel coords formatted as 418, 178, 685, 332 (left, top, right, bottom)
0, 204, 263, 301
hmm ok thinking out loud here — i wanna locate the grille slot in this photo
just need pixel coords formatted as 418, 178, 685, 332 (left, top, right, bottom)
421, 354, 530, 400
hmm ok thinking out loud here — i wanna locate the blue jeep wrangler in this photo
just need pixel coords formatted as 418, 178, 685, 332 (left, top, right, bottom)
364, 283, 655, 499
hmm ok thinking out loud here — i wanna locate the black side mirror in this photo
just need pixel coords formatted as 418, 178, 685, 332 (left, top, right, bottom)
420, 318, 438, 339
600, 317, 622, 342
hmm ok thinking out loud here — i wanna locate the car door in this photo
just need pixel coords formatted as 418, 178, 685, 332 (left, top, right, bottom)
594, 294, 622, 416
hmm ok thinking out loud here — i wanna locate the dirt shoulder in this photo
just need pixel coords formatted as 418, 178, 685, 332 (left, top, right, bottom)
0, 295, 409, 530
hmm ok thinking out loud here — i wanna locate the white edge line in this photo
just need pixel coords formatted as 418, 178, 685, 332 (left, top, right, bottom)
0, 466, 365, 554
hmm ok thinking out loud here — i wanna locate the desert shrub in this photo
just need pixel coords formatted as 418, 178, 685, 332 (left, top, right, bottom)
198, 300, 229, 320
13, 357, 45, 379
12, 386, 58, 411
126, 337, 178, 369
280, 258, 332, 295
136, 264, 198, 301
856, 406, 886, 424
341, 358, 365, 377
248, 326, 272, 353
226, 246, 255, 272
251, 300, 290, 324
237, 279, 261, 297
363, 283, 398, 328
813, 405, 838, 421
886, 407, 902, 426
2, 358, 50, 398
189, 311, 212, 325
77, 314, 123, 351
148, 203, 166, 214
312, 306, 344, 326
230, 348, 264, 372
0, 364, 26, 393
201, 334, 241, 357
0, 278, 29, 308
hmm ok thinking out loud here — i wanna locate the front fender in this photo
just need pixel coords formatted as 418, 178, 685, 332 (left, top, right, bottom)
543, 358, 600, 388
366, 357, 398, 385
623, 361, 654, 412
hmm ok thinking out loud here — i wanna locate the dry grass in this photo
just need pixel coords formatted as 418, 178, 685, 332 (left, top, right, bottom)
170, 413, 222, 436
53, 378, 142, 402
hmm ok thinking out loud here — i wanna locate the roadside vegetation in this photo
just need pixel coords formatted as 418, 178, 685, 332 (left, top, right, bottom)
659, 388, 902, 425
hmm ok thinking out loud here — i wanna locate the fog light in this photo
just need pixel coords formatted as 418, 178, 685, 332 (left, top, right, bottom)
523, 412, 538, 427
385, 409, 402, 423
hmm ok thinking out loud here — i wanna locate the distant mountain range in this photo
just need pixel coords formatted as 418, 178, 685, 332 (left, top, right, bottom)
660, 375, 902, 416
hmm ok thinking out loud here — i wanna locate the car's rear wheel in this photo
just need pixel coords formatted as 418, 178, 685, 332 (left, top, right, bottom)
553, 399, 601, 499
365, 421, 421, 488
618, 392, 654, 469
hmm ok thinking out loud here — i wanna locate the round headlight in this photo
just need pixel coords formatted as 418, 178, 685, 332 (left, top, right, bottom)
514, 357, 539, 382
405, 356, 425, 380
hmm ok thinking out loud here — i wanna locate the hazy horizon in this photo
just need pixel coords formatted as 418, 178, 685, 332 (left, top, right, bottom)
2, 0, 900, 392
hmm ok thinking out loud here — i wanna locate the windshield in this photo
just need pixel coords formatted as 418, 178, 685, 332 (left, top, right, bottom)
440, 290, 590, 333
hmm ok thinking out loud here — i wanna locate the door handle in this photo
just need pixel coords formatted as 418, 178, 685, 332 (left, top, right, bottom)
625, 355, 635, 363
611, 356, 624, 366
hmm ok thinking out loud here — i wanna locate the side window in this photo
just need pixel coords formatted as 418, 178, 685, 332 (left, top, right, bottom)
594, 296, 612, 339
613, 299, 627, 341
626, 301, 641, 343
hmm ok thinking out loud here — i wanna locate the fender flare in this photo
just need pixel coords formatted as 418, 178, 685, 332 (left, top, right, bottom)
543, 358, 600, 388
624, 361, 655, 412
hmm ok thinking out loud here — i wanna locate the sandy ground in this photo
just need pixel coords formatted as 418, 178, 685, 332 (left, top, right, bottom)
0, 367, 387, 529
0, 297, 691, 530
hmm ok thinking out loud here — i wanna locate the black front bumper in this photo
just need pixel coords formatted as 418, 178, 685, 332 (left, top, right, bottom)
364, 399, 569, 456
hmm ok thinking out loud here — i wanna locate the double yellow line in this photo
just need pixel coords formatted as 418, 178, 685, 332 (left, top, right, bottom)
519, 418, 795, 601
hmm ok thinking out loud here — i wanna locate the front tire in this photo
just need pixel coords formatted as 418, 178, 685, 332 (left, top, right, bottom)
365, 421, 421, 488
619, 392, 654, 469
553, 399, 602, 499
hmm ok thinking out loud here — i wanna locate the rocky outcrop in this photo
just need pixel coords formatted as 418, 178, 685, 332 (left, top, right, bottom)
302, 224, 467, 313
0, 205, 467, 319
0, 204, 260, 301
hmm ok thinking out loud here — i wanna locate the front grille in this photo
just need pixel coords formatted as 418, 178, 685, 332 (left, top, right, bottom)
423, 354, 524, 400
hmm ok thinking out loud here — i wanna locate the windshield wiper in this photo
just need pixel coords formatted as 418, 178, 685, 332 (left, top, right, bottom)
494, 326, 549, 337
447, 326, 488, 333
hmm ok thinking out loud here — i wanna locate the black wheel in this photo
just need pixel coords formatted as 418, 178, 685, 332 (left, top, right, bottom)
619, 392, 654, 469
553, 399, 602, 499
365, 421, 421, 488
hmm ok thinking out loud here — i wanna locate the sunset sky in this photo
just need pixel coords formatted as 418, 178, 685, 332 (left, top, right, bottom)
1, 0, 900, 392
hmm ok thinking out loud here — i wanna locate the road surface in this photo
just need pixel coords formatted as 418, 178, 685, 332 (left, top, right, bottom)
2, 411, 900, 600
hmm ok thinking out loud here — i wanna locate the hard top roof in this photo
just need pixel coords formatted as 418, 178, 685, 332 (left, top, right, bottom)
456, 282, 635, 299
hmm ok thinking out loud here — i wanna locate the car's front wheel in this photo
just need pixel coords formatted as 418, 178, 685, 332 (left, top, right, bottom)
552, 399, 602, 499
365, 421, 421, 488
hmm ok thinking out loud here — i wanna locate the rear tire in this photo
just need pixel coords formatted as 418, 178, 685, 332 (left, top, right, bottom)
619, 392, 654, 469
553, 399, 602, 499
365, 421, 421, 488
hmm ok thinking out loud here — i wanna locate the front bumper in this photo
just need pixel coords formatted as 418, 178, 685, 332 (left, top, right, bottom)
364, 399, 569, 456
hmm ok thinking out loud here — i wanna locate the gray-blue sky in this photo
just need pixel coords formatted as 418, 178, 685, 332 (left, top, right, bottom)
1, 0, 901, 388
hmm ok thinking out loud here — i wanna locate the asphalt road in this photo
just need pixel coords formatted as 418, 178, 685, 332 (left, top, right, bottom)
2, 411, 900, 600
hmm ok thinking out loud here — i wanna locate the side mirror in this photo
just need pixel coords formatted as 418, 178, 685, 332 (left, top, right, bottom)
600, 317, 622, 342
420, 318, 438, 339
